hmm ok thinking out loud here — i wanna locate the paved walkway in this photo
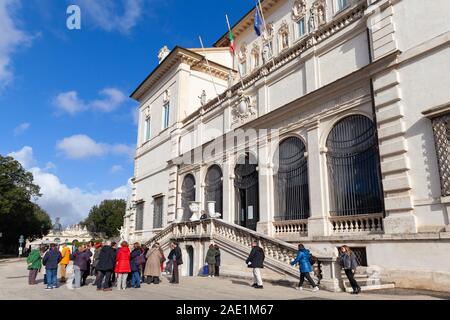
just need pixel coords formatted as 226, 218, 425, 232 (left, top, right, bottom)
0, 259, 448, 300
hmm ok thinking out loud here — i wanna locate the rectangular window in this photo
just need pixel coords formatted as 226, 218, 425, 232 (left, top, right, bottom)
153, 196, 164, 229
162, 103, 170, 129
430, 113, 450, 196
144, 118, 151, 142
297, 18, 306, 38
337, 0, 348, 12
135, 203, 144, 231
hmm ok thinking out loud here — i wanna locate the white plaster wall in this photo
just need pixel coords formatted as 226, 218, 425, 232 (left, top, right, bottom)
318, 31, 370, 86
186, 70, 228, 119
399, 45, 450, 225
268, 64, 306, 111
135, 169, 170, 231
394, 0, 450, 53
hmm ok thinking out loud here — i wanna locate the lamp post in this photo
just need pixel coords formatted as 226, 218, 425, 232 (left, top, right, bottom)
18, 235, 24, 257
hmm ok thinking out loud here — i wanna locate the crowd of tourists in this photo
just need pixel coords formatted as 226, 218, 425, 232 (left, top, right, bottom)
26, 240, 183, 291
26, 239, 361, 295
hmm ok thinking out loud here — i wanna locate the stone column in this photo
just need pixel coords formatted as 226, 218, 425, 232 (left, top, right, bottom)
306, 121, 330, 237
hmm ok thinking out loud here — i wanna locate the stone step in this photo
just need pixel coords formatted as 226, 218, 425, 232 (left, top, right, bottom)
345, 283, 396, 293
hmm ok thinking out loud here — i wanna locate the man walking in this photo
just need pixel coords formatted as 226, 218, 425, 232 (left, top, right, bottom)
167, 242, 183, 284
246, 240, 265, 289
96, 241, 116, 291
59, 243, 71, 283
43, 243, 62, 289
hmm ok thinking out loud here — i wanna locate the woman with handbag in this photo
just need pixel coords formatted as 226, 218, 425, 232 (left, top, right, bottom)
290, 244, 319, 292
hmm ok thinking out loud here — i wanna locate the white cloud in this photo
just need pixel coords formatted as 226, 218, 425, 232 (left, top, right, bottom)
53, 87, 127, 115
111, 165, 123, 173
53, 91, 86, 115
56, 134, 135, 160
0, 0, 32, 88
8, 146, 131, 225
78, 0, 143, 34
91, 88, 126, 112
13, 122, 30, 135
8, 146, 36, 168
56, 135, 108, 159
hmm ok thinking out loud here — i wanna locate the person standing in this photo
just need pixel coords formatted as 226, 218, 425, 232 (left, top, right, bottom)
156, 242, 166, 274
130, 242, 143, 288
27, 247, 42, 285
92, 242, 102, 286
339, 245, 361, 294
205, 244, 218, 278
290, 244, 319, 292
42, 243, 62, 290
167, 242, 183, 284
144, 244, 163, 284
71, 245, 92, 289
214, 244, 221, 277
141, 244, 149, 283
110, 241, 117, 286
115, 241, 131, 290
59, 243, 71, 283
245, 241, 265, 289
96, 241, 116, 291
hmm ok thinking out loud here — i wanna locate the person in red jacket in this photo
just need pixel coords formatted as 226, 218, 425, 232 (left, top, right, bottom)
115, 241, 131, 290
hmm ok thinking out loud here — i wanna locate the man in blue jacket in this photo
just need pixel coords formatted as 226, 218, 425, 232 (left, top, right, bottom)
42, 243, 62, 289
290, 244, 319, 292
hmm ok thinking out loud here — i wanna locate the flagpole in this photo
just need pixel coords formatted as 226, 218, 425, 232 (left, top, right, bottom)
199, 36, 221, 103
226, 14, 244, 89
256, 0, 275, 68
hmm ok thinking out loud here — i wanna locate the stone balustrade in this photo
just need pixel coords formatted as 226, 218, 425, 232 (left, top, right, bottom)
330, 213, 384, 235
273, 220, 308, 236
146, 219, 342, 291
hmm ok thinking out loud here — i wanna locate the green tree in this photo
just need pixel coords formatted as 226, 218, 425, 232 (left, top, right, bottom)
82, 199, 126, 238
0, 155, 51, 253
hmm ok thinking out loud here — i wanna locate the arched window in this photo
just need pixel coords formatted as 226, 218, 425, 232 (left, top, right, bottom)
275, 137, 310, 220
181, 174, 196, 221
205, 165, 223, 216
326, 115, 383, 216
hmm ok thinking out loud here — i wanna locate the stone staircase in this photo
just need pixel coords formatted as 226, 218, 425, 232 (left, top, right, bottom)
144, 219, 392, 292
340, 268, 395, 293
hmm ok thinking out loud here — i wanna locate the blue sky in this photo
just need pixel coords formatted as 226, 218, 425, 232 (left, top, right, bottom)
0, 0, 252, 225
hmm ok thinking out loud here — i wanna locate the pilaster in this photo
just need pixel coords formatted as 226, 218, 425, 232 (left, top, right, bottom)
372, 69, 417, 234
306, 121, 330, 237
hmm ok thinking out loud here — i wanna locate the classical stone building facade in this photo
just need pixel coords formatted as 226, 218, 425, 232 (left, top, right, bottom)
123, 0, 450, 291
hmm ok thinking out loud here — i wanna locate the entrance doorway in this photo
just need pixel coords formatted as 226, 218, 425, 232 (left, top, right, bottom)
186, 245, 194, 276
234, 153, 259, 231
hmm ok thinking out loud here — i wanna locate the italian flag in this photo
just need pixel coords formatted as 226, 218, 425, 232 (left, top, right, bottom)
229, 29, 235, 55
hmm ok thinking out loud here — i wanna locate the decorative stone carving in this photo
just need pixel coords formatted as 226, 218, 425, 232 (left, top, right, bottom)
251, 43, 261, 69
278, 20, 290, 50
238, 43, 248, 63
189, 201, 201, 221
162, 90, 170, 103
231, 95, 257, 125
292, 0, 307, 22
158, 46, 170, 63
198, 90, 207, 106
313, 0, 327, 27
144, 107, 151, 119
263, 22, 275, 42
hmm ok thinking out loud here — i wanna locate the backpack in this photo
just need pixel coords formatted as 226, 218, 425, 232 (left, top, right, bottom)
309, 254, 318, 265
